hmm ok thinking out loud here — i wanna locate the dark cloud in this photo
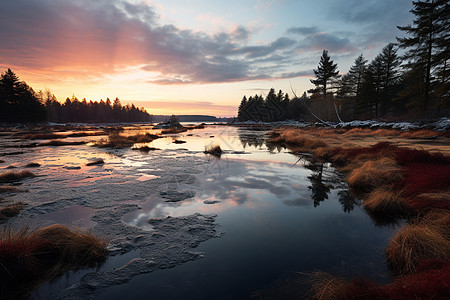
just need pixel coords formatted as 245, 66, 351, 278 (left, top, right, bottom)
327, 0, 413, 50
300, 33, 356, 53
280, 70, 313, 79
287, 26, 319, 35
329, 0, 411, 25
239, 37, 297, 58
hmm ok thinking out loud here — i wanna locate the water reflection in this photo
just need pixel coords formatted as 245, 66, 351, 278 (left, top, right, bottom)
308, 163, 332, 207
237, 128, 284, 153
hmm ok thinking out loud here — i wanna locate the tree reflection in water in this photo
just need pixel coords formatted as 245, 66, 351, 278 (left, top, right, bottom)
304, 160, 361, 211
238, 128, 361, 213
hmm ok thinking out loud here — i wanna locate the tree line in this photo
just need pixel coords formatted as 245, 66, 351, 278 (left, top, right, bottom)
237, 88, 307, 122
0, 69, 151, 123
238, 0, 449, 122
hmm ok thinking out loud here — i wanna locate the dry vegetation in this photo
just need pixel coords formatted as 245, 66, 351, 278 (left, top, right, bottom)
204, 145, 223, 158
0, 202, 25, 222
385, 210, 450, 275
308, 261, 450, 299
0, 170, 36, 183
269, 126, 450, 299
86, 158, 104, 166
161, 124, 205, 134
0, 186, 23, 194
0, 225, 107, 299
131, 145, 160, 152
94, 132, 160, 148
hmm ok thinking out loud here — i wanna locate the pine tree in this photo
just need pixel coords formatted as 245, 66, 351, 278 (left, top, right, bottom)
433, 0, 450, 110
0, 69, 46, 122
237, 96, 248, 121
397, 0, 447, 112
309, 50, 340, 96
347, 54, 368, 98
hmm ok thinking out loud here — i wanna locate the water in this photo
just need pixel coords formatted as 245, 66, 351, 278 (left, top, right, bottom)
0, 125, 397, 299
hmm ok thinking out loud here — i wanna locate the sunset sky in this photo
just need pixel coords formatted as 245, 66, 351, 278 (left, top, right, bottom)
0, 0, 414, 117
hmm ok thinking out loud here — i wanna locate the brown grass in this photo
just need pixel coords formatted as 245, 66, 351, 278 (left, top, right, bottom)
0, 170, 36, 183
385, 211, 450, 275
346, 158, 404, 193
0, 225, 107, 299
0, 186, 23, 194
38, 140, 86, 147
86, 159, 104, 166
132, 146, 160, 152
21, 133, 67, 140
0, 202, 24, 222
364, 188, 411, 217
161, 127, 188, 134
34, 224, 107, 266
95, 133, 159, 148
308, 271, 350, 300
25, 162, 40, 168
399, 129, 439, 138
204, 145, 223, 158
372, 129, 401, 136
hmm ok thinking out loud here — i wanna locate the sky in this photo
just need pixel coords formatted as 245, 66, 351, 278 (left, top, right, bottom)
0, 0, 414, 117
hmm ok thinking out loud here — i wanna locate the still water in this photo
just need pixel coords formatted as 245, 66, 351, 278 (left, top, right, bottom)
0, 125, 397, 299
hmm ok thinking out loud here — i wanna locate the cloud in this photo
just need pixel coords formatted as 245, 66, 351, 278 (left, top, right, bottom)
326, 0, 412, 50
299, 33, 356, 53
287, 26, 319, 35
287, 26, 357, 54
280, 70, 313, 79
0, 0, 305, 85
239, 37, 297, 58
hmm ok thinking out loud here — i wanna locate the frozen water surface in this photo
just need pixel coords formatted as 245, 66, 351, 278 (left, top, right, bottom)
0, 125, 398, 299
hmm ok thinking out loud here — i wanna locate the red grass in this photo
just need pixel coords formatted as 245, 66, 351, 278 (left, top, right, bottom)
410, 193, 450, 211
394, 148, 450, 166
312, 261, 450, 299
334, 142, 398, 158
394, 163, 450, 211
398, 164, 450, 196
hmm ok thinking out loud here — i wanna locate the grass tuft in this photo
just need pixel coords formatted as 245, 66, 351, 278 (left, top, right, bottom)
0, 186, 22, 194
0, 171, 36, 183
86, 159, 104, 166
132, 146, 160, 152
204, 145, 223, 158
0, 202, 24, 222
95, 133, 159, 148
385, 211, 450, 275
25, 162, 40, 168
364, 188, 410, 217
308, 271, 350, 300
347, 158, 403, 193
0, 225, 107, 299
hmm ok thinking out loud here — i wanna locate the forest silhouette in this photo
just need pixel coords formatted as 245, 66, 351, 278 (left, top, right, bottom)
0, 68, 151, 123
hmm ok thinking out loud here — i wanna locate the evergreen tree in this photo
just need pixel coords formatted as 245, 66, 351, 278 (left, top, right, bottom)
237, 96, 248, 121
309, 50, 340, 96
379, 43, 402, 115
433, 0, 450, 110
397, 0, 447, 112
347, 54, 368, 98
0, 69, 46, 122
